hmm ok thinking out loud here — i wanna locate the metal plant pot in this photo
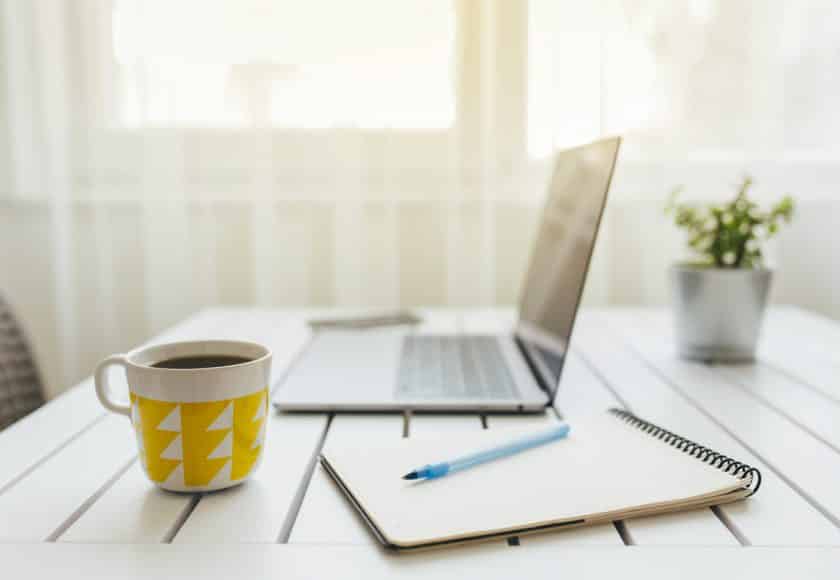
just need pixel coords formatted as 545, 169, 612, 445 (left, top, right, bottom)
670, 265, 773, 362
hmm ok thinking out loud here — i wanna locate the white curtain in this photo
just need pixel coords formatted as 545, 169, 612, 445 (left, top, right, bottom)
2, 0, 840, 397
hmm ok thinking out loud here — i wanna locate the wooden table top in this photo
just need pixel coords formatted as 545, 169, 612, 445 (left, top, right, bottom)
1, 307, 839, 578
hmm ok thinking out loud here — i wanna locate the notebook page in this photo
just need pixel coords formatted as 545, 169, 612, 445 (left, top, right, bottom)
322, 413, 747, 547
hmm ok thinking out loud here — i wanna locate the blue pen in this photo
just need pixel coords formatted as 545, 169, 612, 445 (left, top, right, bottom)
401, 423, 571, 480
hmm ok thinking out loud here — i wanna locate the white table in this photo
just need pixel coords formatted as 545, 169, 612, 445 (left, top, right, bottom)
2, 307, 839, 578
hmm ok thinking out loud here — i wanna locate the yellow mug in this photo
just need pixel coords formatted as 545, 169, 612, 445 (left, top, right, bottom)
94, 340, 272, 492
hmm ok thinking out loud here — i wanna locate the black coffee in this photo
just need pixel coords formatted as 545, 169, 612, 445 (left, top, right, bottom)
151, 355, 252, 369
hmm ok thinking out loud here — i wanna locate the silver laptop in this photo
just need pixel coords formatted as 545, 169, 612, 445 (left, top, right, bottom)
273, 137, 621, 412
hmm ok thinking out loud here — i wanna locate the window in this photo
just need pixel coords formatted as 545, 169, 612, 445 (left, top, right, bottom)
527, 0, 840, 161
111, 0, 456, 129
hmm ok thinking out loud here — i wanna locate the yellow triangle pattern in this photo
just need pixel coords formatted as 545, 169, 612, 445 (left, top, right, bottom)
181, 400, 232, 487
232, 389, 268, 480
131, 388, 269, 488
136, 397, 181, 483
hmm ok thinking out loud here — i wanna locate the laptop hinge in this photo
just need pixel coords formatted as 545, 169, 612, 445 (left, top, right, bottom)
514, 336, 552, 401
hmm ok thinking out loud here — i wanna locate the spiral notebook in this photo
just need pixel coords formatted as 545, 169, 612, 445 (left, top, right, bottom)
320, 409, 762, 551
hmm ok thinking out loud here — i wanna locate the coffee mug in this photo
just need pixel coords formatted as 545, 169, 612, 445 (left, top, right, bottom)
94, 340, 272, 492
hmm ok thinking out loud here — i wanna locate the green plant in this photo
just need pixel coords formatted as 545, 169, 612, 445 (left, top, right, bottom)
666, 176, 794, 269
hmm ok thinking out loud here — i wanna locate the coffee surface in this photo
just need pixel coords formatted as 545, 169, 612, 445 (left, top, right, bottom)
151, 355, 252, 369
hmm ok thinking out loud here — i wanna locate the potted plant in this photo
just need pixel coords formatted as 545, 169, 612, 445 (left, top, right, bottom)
666, 177, 794, 362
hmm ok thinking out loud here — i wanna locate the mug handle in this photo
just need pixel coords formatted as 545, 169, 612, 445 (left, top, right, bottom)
94, 354, 131, 418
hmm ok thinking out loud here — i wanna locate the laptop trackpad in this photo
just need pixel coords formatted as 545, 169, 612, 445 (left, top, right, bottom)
278, 330, 403, 403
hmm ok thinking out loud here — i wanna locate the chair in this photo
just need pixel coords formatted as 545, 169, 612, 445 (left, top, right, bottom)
0, 294, 45, 430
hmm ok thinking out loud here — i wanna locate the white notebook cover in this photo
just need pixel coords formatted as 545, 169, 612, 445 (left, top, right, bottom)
321, 412, 756, 550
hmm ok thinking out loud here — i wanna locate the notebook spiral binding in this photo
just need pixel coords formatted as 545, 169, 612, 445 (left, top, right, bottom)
609, 408, 762, 497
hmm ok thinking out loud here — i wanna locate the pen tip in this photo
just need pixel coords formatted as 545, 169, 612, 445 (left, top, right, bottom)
402, 471, 419, 480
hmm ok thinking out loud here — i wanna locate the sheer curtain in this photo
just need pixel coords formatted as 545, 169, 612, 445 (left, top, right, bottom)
2, 0, 839, 397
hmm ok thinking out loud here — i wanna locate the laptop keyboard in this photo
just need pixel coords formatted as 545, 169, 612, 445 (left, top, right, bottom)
396, 335, 520, 400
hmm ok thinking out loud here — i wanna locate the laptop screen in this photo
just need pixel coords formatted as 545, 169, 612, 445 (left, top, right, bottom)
516, 137, 620, 402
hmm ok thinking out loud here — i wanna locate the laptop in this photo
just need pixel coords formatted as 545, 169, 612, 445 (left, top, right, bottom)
273, 137, 621, 412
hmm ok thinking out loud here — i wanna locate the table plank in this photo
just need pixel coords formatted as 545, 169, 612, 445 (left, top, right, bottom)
0, 382, 103, 494
60, 462, 193, 543
582, 310, 840, 545
3, 543, 840, 580
409, 414, 483, 437
712, 363, 840, 458
759, 329, 840, 406
765, 307, 840, 367
598, 306, 840, 407
0, 414, 136, 541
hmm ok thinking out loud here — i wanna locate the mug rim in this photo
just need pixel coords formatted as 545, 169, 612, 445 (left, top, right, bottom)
126, 339, 272, 373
